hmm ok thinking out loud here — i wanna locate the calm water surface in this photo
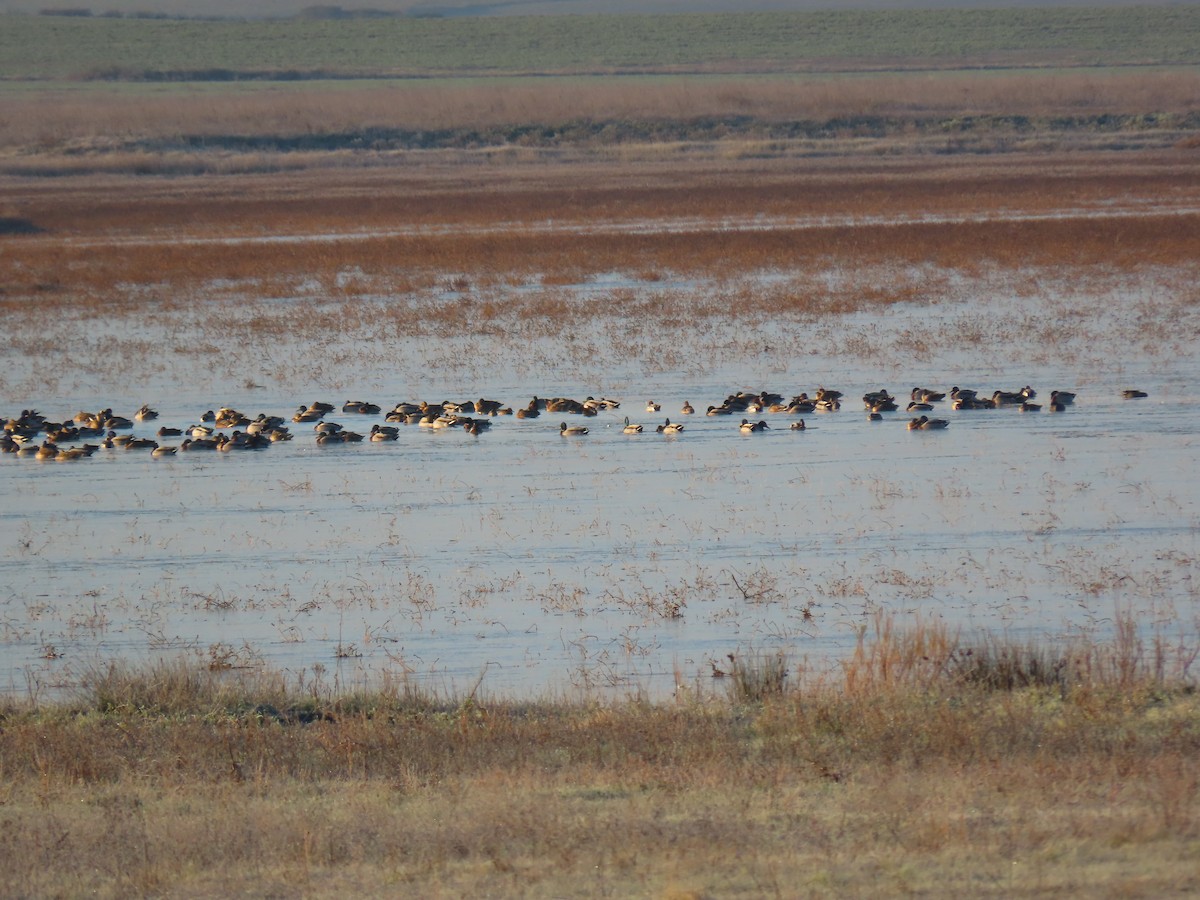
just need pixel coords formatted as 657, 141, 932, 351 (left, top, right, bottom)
3, 274, 1198, 699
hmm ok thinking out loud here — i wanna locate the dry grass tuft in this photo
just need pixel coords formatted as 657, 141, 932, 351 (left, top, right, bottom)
1, 623, 1196, 896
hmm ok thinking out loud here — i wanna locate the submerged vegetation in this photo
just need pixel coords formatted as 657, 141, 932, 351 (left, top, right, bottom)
2, 620, 1196, 896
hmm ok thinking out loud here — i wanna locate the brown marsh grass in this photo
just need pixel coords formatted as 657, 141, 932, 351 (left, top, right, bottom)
4, 69, 1200, 152
5, 151, 1200, 318
0, 622, 1196, 897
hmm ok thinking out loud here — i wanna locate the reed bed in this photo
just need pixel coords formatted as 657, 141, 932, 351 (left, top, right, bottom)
0, 621, 1196, 897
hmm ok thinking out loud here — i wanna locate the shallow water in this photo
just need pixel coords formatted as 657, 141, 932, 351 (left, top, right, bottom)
3, 270, 1199, 700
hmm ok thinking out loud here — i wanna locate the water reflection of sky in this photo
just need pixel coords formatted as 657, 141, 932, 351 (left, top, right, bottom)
2, 270, 1198, 699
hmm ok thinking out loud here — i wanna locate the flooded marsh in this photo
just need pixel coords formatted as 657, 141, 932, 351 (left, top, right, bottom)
3, 159, 1199, 700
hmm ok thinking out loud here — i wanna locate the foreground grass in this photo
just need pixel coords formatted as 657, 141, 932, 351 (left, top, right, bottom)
2, 624, 1197, 897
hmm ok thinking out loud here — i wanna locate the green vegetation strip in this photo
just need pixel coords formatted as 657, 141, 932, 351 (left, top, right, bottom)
3, 6, 1200, 80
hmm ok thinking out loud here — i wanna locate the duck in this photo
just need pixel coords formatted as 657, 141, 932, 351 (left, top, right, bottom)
35, 442, 59, 460
1122, 389, 1148, 399
180, 437, 215, 451
474, 398, 505, 416
868, 411, 883, 421
949, 387, 978, 402
157, 426, 183, 438
134, 405, 158, 422
789, 420, 807, 431
189, 424, 214, 438
991, 390, 1026, 406
1050, 390, 1076, 405
681, 401, 695, 415
515, 405, 541, 419
370, 424, 399, 441
343, 400, 381, 415
622, 417, 643, 434
314, 421, 344, 436
908, 415, 949, 430
906, 401, 934, 412
657, 419, 684, 435
646, 400, 661, 413
912, 387, 946, 403
560, 422, 589, 436
463, 420, 485, 436
1048, 398, 1067, 412
740, 419, 769, 433
124, 438, 159, 451
292, 406, 324, 423
1019, 401, 1041, 413
706, 405, 733, 416
151, 445, 177, 458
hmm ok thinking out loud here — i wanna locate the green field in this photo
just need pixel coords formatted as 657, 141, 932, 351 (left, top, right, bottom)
3, 6, 1200, 80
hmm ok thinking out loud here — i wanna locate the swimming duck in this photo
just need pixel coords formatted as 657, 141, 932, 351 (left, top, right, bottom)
789, 420, 807, 431
181, 437, 219, 451
657, 419, 684, 435
134, 405, 158, 422
151, 445, 177, 458
992, 390, 1026, 406
622, 417, 643, 434
706, 405, 733, 416
157, 426, 183, 438
906, 401, 934, 412
681, 401, 695, 415
1019, 401, 1041, 413
343, 400, 381, 415
560, 422, 589, 436
370, 424, 399, 441
1050, 390, 1076, 405
912, 387, 946, 403
908, 415, 949, 430
646, 400, 661, 413
949, 387, 978, 402
740, 419, 769, 433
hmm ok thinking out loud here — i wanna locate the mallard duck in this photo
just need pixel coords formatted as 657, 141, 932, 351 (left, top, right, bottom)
343, 400, 381, 415
907, 401, 934, 412
992, 390, 1025, 406
560, 422, 589, 436
790, 420, 807, 431
912, 387, 946, 403
622, 417, 643, 434
657, 419, 684, 435
706, 405, 733, 416
1050, 390, 1076, 405
908, 415, 949, 430
1019, 401, 1041, 413
370, 424, 399, 441
151, 445, 177, 458
740, 419, 769, 433
646, 400, 661, 413
134, 405, 158, 422
180, 437, 219, 451
949, 387, 977, 402
681, 401, 695, 415
157, 426, 183, 438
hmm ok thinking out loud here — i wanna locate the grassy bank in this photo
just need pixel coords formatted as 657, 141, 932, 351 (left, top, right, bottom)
2, 620, 1197, 897
4, 6, 1200, 80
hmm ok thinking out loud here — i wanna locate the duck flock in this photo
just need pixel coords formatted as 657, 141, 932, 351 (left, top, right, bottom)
2, 384, 1149, 462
